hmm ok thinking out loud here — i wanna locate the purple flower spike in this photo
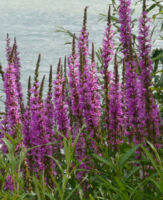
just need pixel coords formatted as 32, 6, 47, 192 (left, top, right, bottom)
0, 58, 21, 152
44, 65, 56, 179
68, 34, 82, 126
101, 6, 114, 130
28, 82, 49, 172
53, 59, 70, 138
26, 55, 52, 172
23, 76, 31, 148
119, 0, 132, 57
4, 63, 21, 134
119, 0, 143, 143
6, 36, 24, 116
13, 38, 24, 116
6, 34, 12, 64
45, 65, 55, 142
109, 55, 123, 149
78, 8, 100, 143
137, 0, 160, 147
89, 43, 101, 130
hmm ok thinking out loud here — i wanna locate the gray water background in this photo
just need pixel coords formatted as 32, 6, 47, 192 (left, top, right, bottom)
0, 0, 162, 112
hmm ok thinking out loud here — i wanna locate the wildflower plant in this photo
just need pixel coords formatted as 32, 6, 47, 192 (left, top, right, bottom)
0, 1, 162, 199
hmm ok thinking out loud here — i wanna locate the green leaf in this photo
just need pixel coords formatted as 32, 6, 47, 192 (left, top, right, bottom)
72, 129, 82, 155
21, 192, 37, 199
153, 11, 163, 22
98, 13, 119, 23
18, 150, 27, 171
55, 26, 77, 40
152, 52, 163, 62
49, 173, 63, 199
27, 141, 59, 153
65, 176, 88, 200
44, 193, 56, 200
159, 172, 163, 192
125, 166, 141, 180
92, 154, 114, 169
95, 175, 128, 199
89, 194, 95, 200
141, 145, 161, 176
2, 138, 12, 152
4, 133, 16, 146
32, 176, 42, 200
147, 3, 159, 13
114, 176, 126, 191
47, 155, 64, 175
146, 141, 162, 167
129, 178, 149, 199
119, 145, 140, 168
149, 177, 161, 191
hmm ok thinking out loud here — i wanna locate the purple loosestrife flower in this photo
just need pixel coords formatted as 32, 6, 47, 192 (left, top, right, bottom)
121, 59, 128, 136
79, 43, 101, 154
101, 7, 114, 129
68, 28, 89, 182
124, 61, 146, 149
44, 65, 57, 178
119, 0, 132, 57
68, 34, 82, 126
29, 82, 49, 172
23, 108, 31, 147
78, 7, 101, 132
3, 63, 21, 135
27, 55, 51, 172
78, 7, 90, 114
13, 38, 24, 115
1, 58, 21, 152
45, 66, 56, 148
53, 59, 70, 139
137, 0, 160, 146
78, 7, 100, 149
109, 55, 123, 149
83, 43, 101, 153
67, 7, 89, 186
63, 56, 74, 126
6, 36, 24, 116
125, 61, 143, 143
89, 43, 101, 130
23, 76, 31, 147
75, 8, 100, 187
23, 59, 36, 150
6, 34, 12, 64
44, 65, 55, 143
119, 0, 143, 144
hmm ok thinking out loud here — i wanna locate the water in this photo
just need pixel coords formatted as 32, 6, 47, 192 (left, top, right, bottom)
0, 0, 162, 111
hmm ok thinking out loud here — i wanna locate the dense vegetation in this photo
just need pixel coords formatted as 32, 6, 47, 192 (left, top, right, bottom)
0, 0, 162, 199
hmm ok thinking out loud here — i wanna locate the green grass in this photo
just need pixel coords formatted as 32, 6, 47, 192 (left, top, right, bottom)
0, 128, 162, 200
